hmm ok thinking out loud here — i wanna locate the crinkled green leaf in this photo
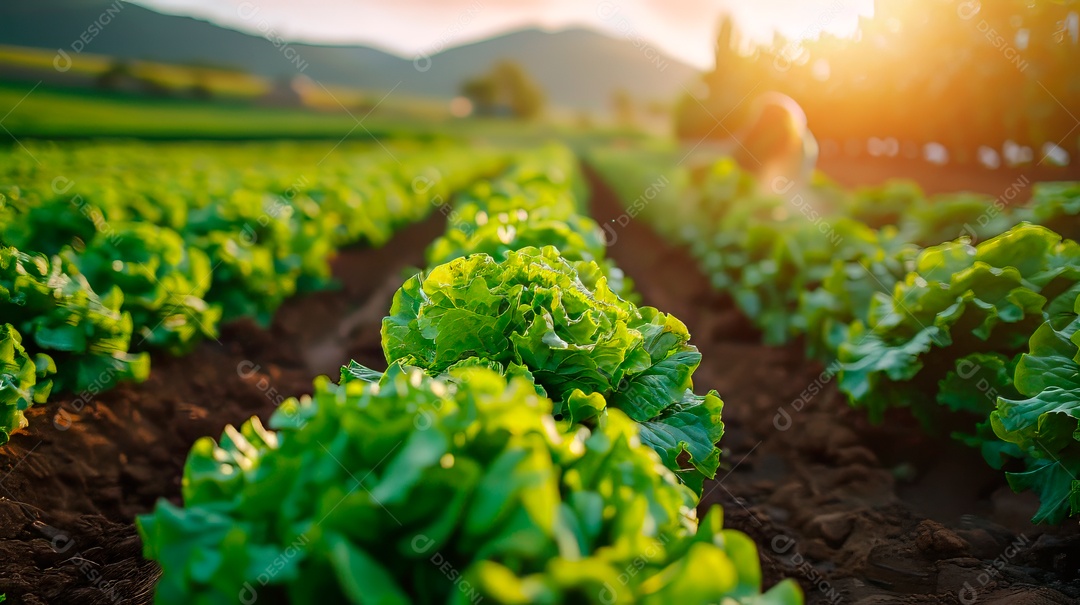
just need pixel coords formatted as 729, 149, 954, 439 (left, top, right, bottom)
839, 225, 1080, 427
382, 246, 721, 485
140, 368, 796, 605
637, 389, 725, 493
1003, 450, 1080, 524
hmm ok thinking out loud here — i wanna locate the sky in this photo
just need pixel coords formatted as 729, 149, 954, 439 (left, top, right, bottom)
131, 0, 875, 69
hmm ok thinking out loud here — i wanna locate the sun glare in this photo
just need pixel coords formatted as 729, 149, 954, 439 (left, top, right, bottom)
723, 0, 874, 46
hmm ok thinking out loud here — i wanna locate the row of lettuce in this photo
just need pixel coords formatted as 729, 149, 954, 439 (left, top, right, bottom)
0, 141, 506, 444
590, 146, 1080, 524
138, 144, 804, 604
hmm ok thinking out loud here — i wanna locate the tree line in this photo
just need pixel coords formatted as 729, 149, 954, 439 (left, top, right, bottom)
677, 0, 1080, 165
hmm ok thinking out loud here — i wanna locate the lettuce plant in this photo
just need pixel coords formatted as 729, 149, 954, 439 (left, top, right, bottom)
0, 142, 509, 440
0, 324, 54, 445
798, 234, 918, 361
382, 246, 724, 491
426, 149, 631, 297
898, 192, 1015, 247
65, 223, 222, 355
992, 293, 1080, 523
838, 224, 1080, 425
726, 217, 886, 346
0, 246, 148, 395
1021, 181, 1080, 242
139, 366, 800, 605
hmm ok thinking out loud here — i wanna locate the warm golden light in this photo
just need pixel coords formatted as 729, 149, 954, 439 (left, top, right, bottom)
716, 0, 873, 47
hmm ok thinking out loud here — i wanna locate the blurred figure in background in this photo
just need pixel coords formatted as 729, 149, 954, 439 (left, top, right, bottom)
733, 92, 818, 194
680, 91, 818, 196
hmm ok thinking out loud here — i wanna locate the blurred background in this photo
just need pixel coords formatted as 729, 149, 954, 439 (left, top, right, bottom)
2, 0, 1079, 188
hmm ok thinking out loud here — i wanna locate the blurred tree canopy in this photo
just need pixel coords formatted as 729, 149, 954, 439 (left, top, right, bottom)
462, 61, 545, 120
678, 0, 1080, 163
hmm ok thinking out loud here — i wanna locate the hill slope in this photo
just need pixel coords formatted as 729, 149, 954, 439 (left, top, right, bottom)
0, 0, 698, 111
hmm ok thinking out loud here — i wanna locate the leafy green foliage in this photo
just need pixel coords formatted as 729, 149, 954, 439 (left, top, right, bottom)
427, 146, 632, 297
589, 149, 1024, 353
426, 179, 604, 266
139, 366, 799, 605
992, 293, 1080, 523
898, 192, 1015, 247
2, 141, 506, 325
0, 141, 505, 439
1021, 181, 1080, 242
383, 246, 723, 490
0, 324, 54, 445
798, 235, 918, 361
838, 224, 1080, 424
590, 146, 1080, 523
657, 162, 862, 346
939, 352, 1025, 471
601, 150, 1044, 342
728, 218, 888, 346
844, 180, 924, 230
64, 223, 221, 354
138, 143, 763, 602
0, 246, 148, 395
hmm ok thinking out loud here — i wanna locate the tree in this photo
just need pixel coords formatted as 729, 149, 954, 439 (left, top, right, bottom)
96, 60, 134, 90
461, 77, 497, 115
460, 61, 545, 120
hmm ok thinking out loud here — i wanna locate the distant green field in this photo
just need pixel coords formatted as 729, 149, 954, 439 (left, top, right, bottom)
0, 82, 418, 139
0, 81, 643, 144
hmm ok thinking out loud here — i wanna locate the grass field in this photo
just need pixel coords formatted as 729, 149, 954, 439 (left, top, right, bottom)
0, 82, 417, 139
0, 81, 642, 145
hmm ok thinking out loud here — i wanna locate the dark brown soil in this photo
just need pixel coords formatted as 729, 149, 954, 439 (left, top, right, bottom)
584, 164, 1080, 605
0, 214, 443, 605
2, 164, 1079, 605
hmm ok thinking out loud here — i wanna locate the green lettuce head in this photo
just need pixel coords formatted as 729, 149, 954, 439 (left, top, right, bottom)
381, 246, 724, 492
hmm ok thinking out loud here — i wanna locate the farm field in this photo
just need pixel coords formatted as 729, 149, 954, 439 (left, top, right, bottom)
0, 135, 1077, 604
3, 1, 1080, 604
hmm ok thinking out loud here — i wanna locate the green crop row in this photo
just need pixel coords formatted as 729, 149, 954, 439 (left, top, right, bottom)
0, 141, 506, 444
393, 145, 720, 490
138, 145, 803, 604
590, 147, 1080, 524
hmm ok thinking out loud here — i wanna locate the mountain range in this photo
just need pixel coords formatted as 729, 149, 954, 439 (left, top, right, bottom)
0, 0, 700, 111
